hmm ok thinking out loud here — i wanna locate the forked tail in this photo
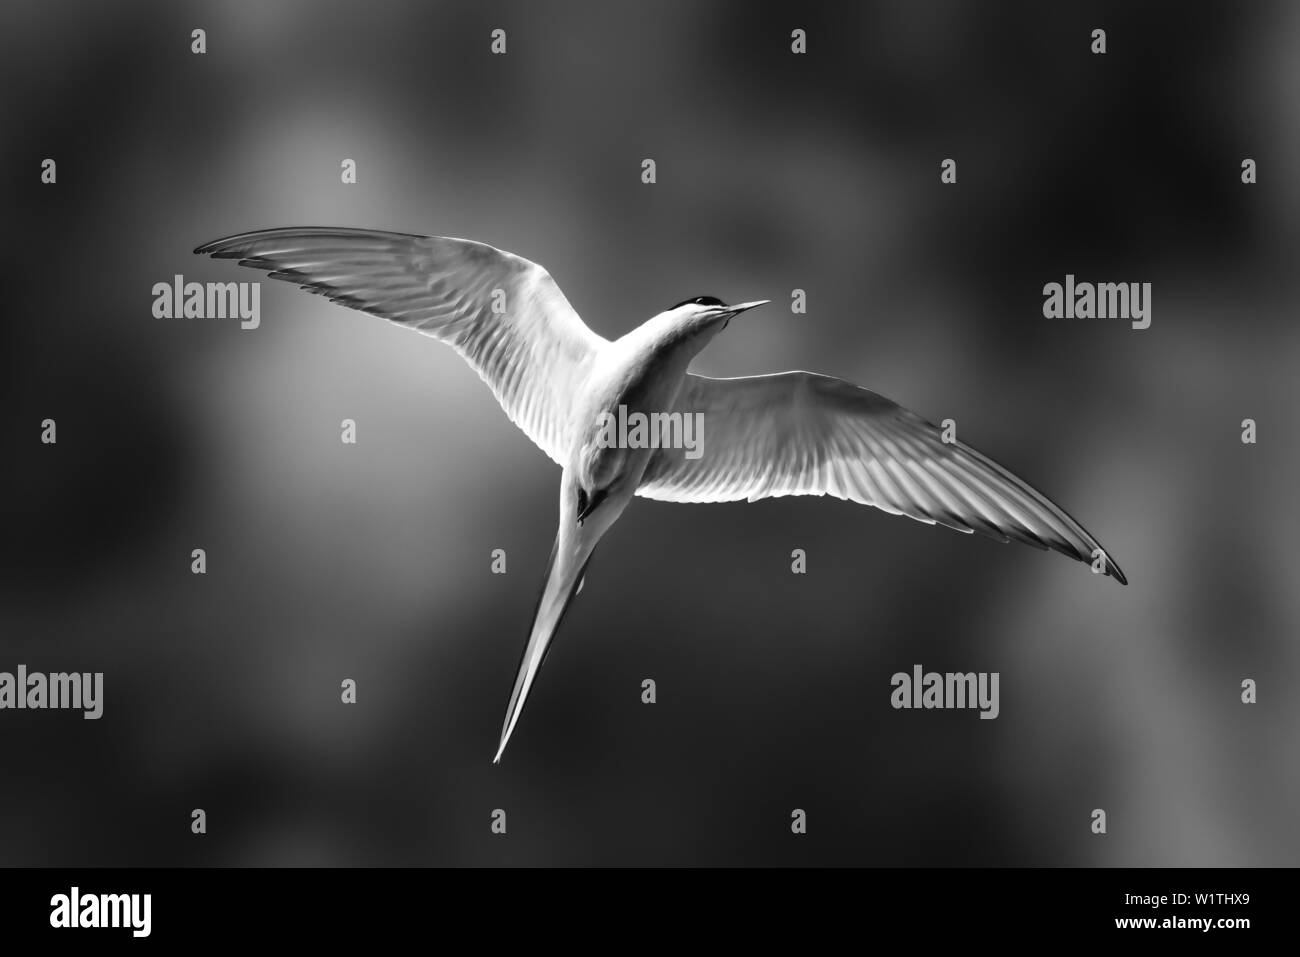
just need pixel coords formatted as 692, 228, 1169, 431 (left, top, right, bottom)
493, 527, 599, 763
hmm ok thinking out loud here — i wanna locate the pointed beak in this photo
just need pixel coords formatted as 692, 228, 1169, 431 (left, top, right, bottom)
725, 300, 770, 317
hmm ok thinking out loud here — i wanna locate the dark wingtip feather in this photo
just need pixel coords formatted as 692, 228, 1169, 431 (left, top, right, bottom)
1090, 548, 1128, 586
1109, 558, 1129, 587
194, 235, 244, 256
194, 227, 291, 257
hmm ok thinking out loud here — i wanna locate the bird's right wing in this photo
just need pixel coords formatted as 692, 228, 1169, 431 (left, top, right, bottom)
637, 371, 1126, 583
195, 227, 607, 465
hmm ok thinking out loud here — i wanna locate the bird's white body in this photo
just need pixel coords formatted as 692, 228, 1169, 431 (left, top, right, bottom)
499, 300, 746, 760
572, 308, 721, 496
197, 226, 1127, 763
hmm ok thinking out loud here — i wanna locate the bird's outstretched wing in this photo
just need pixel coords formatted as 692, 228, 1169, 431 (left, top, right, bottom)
195, 227, 606, 464
637, 371, 1127, 584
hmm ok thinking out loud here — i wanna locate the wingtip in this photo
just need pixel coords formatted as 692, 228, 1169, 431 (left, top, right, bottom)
194, 236, 239, 257
193, 228, 277, 257
193, 236, 235, 256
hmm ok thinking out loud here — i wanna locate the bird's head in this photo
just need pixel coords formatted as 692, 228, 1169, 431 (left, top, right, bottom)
660, 295, 769, 349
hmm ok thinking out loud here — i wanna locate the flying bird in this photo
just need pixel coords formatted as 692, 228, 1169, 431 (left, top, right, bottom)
195, 227, 1127, 762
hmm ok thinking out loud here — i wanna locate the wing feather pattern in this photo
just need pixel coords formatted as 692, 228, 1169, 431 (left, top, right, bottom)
638, 371, 1127, 584
195, 227, 606, 464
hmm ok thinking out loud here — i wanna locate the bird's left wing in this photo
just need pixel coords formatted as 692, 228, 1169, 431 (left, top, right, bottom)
195, 227, 607, 465
637, 371, 1126, 583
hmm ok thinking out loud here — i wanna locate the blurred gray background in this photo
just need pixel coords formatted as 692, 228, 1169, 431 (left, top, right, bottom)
2, 0, 1296, 866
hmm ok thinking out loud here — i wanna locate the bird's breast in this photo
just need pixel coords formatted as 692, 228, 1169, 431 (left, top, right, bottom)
570, 344, 691, 493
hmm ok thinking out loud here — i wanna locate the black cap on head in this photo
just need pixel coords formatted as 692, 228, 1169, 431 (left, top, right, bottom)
670, 295, 727, 310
